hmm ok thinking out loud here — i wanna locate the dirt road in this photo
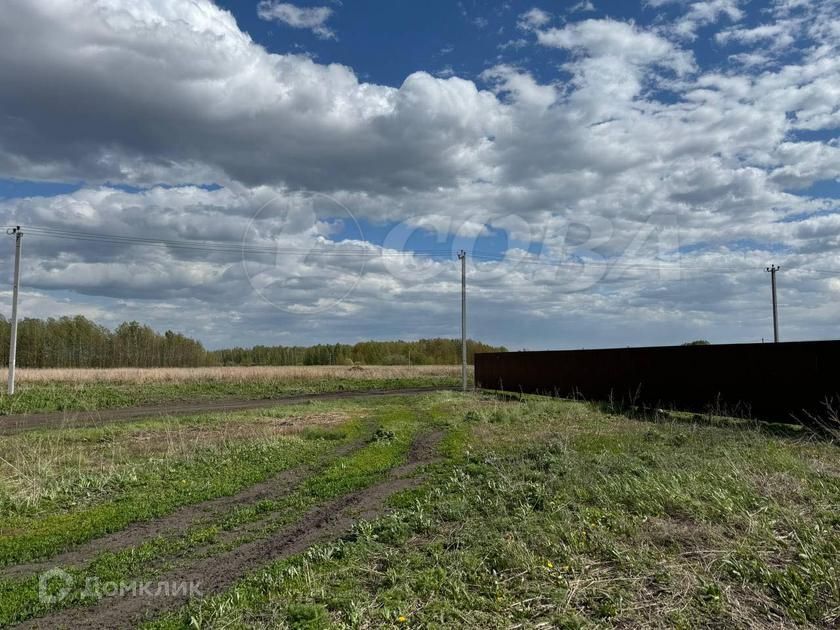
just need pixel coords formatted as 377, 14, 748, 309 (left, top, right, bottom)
0, 387, 453, 434
18, 431, 444, 629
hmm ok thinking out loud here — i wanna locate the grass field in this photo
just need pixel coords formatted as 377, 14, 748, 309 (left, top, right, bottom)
0, 390, 837, 628
0, 365, 464, 415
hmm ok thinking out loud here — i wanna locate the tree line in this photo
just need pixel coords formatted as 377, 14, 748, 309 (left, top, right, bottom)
0, 315, 507, 368
212, 338, 507, 367
0, 316, 208, 368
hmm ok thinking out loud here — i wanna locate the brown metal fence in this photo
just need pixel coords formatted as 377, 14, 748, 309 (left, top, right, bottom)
475, 340, 840, 425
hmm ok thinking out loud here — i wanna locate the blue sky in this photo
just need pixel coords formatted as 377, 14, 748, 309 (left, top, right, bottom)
0, 0, 838, 349
4, 0, 837, 200
228, 1, 638, 87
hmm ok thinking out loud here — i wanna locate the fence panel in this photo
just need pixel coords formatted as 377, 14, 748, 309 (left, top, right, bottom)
475, 341, 840, 424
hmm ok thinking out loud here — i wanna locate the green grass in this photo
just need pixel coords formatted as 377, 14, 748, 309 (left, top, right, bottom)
0, 435, 329, 567
0, 375, 458, 415
1, 392, 838, 628
0, 396, 439, 626
0, 403, 358, 513
149, 394, 840, 628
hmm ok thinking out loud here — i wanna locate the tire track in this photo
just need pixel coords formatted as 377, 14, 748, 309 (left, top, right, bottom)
0, 387, 451, 434
0, 438, 367, 581
17, 431, 444, 630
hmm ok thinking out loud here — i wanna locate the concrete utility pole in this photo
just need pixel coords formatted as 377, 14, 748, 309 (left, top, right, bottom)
7, 227, 22, 395
765, 264, 780, 343
458, 250, 467, 391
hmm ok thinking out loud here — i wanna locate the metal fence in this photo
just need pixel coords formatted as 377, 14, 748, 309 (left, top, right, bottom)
475, 340, 840, 425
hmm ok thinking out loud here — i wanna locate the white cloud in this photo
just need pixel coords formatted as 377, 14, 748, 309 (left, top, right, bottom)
535, 19, 696, 75
498, 38, 529, 51
528, 18, 696, 113
726, 52, 771, 68
716, 23, 793, 46
257, 1, 335, 39
481, 65, 558, 109
518, 7, 551, 30
570, 1, 596, 13
0, 0, 838, 347
0, 0, 506, 193
672, 0, 744, 40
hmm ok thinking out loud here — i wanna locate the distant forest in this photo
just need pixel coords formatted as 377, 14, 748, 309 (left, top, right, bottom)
0, 315, 507, 368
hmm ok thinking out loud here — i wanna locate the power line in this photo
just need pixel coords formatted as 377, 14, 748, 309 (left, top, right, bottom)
794, 268, 840, 276
470, 252, 840, 276
12, 224, 840, 277
471, 253, 761, 275
22, 225, 455, 258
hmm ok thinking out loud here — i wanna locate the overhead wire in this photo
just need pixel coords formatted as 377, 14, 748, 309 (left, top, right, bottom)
11, 224, 840, 277
21, 225, 454, 258
470, 252, 791, 276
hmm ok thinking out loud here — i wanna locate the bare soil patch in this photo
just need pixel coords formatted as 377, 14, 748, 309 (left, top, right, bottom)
18, 431, 444, 629
0, 387, 448, 434
0, 438, 364, 582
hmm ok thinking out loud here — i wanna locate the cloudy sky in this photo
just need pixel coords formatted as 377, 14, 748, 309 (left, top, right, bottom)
0, 0, 838, 350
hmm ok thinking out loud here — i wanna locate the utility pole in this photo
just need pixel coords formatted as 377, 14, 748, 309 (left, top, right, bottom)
7, 227, 22, 395
458, 250, 467, 391
765, 264, 780, 343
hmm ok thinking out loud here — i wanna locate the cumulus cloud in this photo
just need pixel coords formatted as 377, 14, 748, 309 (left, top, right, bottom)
716, 23, 793, 46
570, 1, 596, 13
672, 0, 744, 40
526, 18, 696, 120
644, 0, 680, 7
0, 0, 506, 193
535, 19, 696, 75
481, 65, 558, 109
0, 0, 838, 347
518, 8, 552, 30
257, 1, 336, 39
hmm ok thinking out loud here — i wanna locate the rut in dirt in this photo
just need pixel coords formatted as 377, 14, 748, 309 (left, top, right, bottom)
0, 387, 451, 434
0, 437, 368, 582
17, 430, 445, 630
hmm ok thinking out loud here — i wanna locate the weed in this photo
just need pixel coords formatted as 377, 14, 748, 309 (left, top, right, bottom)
0, 392, 837, 628
0, 366, 464, 415
370, 428, 396, 443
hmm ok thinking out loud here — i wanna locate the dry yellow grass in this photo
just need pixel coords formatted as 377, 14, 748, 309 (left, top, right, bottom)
0, 364, 467, 384
0, 409, 354, 507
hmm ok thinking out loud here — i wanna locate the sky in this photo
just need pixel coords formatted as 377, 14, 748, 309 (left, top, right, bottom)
0, 0, 838, 350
